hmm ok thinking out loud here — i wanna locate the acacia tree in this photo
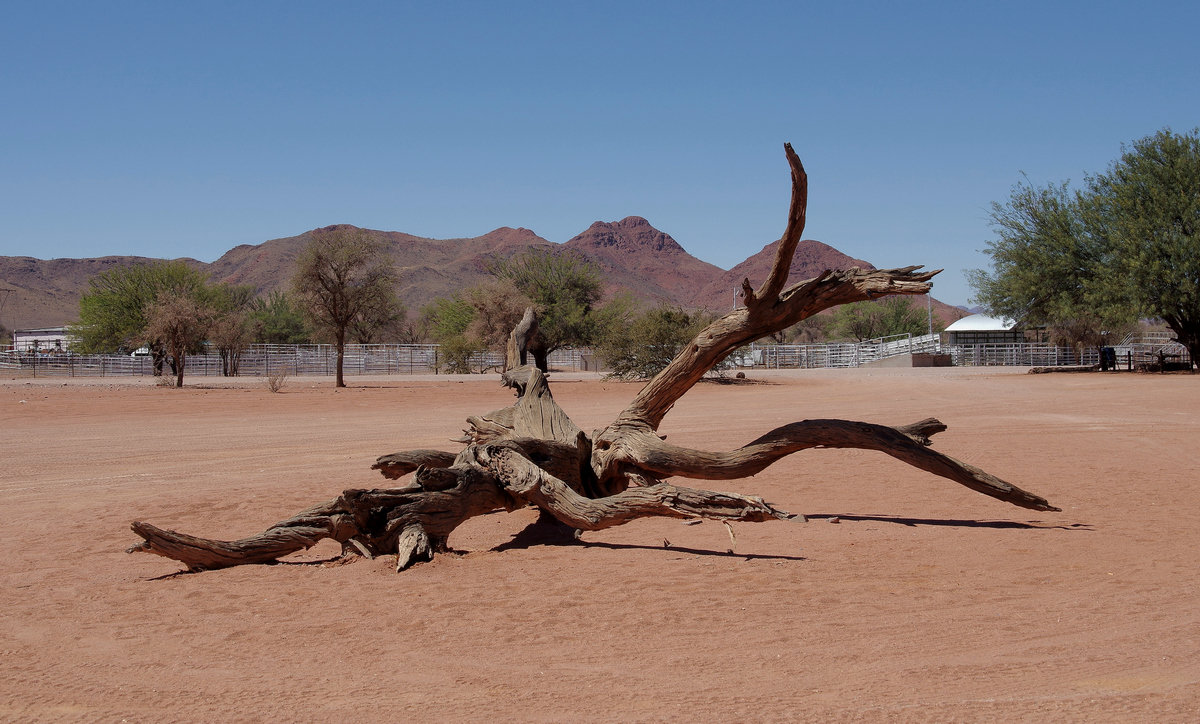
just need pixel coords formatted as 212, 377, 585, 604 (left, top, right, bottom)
831, 296, 933, 342
967, 179, 1135, 356
71, 261, 210, 375
249, 291, 311, 344
490, 249, 605, 370
207, 284, 255, 376
971, 128, 1200, 367
128, 144, 1057, 575
420, 279, 532, 372
291, 226, 401, 387
144, 291, 217, 387
1088, 129, 1200, 367
463, 279, 533, 356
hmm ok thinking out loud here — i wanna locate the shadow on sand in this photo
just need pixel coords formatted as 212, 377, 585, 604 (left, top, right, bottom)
804, 513, 1091, 531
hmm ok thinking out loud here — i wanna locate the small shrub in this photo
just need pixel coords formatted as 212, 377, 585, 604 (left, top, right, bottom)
437, 335, 481, 374
264, 367, 291, 393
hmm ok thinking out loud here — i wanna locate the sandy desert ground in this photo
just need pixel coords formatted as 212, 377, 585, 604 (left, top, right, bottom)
1, 366, 1198, 722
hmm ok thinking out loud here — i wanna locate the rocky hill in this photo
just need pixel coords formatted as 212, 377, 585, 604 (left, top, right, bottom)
562, 216, 724, 305
1, 220, 961, 331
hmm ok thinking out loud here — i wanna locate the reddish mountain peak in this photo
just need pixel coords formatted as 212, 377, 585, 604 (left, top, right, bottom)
566, 217, 687, 256
477, 226, 548, 245
728, 238, 874, 278
687, 239, 876, 311
614, 215, 651, 228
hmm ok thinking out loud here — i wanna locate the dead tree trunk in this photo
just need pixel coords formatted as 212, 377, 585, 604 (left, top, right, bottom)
128, 144, 1058, 573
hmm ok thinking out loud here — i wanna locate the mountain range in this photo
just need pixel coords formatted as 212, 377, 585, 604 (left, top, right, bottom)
0, 218, 962, 330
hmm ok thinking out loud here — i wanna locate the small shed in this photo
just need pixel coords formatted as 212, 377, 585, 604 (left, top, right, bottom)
943, 314, 1023, 345
12, 327, 73, 353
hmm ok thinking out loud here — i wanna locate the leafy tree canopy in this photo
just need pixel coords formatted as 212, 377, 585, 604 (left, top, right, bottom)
830, 296, 935, 342
145, 290, 217, 387
970, 128, 1199, 363
489, 248, 604, 352
249, 291, 312, 344
419, 295, 481, 373
966, 178, 1135, 352
1088, 129, 1200, 362
597, 304, 714, 380
461, 279, 532, 354
70, 260, 209, 355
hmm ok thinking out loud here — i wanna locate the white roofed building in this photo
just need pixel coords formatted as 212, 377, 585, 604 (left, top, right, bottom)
943, 314, 1023, 346
11, 327, 74, 353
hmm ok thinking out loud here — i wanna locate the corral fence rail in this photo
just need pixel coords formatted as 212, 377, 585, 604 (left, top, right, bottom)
0, 338, 1189, 377
0, 344, 599, 378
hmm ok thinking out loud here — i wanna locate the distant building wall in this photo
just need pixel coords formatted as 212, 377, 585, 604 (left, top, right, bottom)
12, 327, 74, 352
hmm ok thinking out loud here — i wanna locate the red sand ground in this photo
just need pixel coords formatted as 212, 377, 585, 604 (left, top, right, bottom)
1, 368, 1198, 722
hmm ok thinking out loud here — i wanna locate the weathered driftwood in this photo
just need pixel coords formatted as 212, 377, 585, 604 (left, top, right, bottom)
128, 144, 1057, 573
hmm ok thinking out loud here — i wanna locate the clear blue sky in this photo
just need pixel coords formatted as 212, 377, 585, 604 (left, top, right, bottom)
3, 1, 1198, 305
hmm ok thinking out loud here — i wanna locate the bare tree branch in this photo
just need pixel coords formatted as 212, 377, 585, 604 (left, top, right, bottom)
596, 418, 1058, 512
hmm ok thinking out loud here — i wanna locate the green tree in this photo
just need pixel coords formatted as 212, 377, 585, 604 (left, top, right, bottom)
967, 178, 1134, 355
70, 260, 209, 375
490, 248, 604, 367
831, 296, 934, 342
420, 295, 480, 373
249, 291, 311, 344
971, 128, 1200, 366
291, 226, 401, 387
1088, 129, 1200, 366
597, 304, 713, 380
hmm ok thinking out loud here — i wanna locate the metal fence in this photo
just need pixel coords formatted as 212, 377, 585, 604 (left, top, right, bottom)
0, 336, 1189, 378
734, 334, 941, 369
0, 344, 599, 378
948, 344, 1096, 367
947, 340, 1191, 368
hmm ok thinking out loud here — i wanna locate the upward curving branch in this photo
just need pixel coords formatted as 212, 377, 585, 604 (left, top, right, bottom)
747, 142, 809, 306
605, 145, 938, 434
